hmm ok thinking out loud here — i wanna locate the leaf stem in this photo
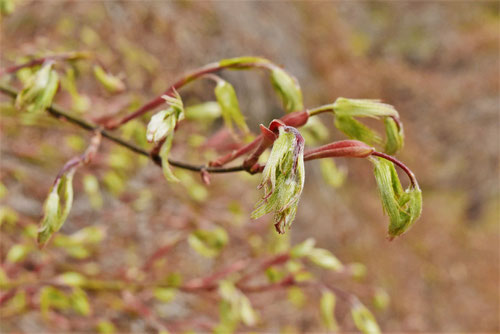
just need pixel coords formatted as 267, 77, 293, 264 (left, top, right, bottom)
371, 151, 418, 188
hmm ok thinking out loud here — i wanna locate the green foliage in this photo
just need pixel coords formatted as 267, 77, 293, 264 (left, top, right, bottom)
6, 243, 32, 263
334, 115, 381, 146
384, 117, 404, 155
216, 280, 258, 332
93, 65, 125, 94
351, 301, 381, 334
320, 290, 339, 331
185, 101, 221, 122
270, 67, 304, 113
332, 98, 398, 119
15, 62, 59, 113
215, 80, 249, 134
320, 158, 347, 188
188, 227, 228, 258
371, 157, 422, 238
38, 170, 75, 247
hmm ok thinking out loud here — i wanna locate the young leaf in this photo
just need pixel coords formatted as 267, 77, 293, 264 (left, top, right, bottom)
153, 287, 176, 303
93, 65, 125, 94
290, 238, 316, 258
270, 67, 304, 113
320, 290, 339, 331
334, 116, 381, 146
6, 244, 32, 263
371, 157, 422, 238
333, 98, 398, 119
159, 134, 179, 183
218, 56, 270, 68
147, 90, 184, 143
320, 158, 347, 189
351, 301, 381, 334
188, 227, 228, 258
185, 101, 221, 122
384, 117, 404, 155
71, 288, 91, 316
38, 170, 75, 247
307, 248, 343, 271
214, 80, 249, 134
15, 62, 59, 113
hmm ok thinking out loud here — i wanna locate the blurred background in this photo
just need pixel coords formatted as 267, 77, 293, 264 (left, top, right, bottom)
1, 1, 499, 333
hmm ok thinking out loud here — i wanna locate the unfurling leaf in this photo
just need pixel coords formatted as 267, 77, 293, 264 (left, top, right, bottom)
188, 227, 228, 258
320, 290, 339, 331
270, 67, 303, 113
371, 157, 422, 238
351, 301, 381, 334
93, 65, 125, 93
251, 125, 305, 234
320, 158, 347, 188
333, 98, 398, 119
214, 80, 249, 134
15, 62, 59, 113
334, 116, 381, 146
384, 117, 404, 154
38, 170, 75, 247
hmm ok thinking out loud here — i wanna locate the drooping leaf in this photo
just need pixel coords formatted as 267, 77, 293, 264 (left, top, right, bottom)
334, 115, 381, 146
371, 157, 422, 238
159, 134, 179, 183
270, 67, 303, 113
214, 80, 249, 134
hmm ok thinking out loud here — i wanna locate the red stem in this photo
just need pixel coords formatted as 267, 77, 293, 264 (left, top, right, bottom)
371, 151, 418, 188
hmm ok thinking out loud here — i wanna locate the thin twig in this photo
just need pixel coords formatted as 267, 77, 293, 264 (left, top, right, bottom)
0, 83, 247, 174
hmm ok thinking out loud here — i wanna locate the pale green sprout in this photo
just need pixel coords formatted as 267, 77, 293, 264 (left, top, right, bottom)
38, 170, 75, 247
384, 117, 404, 155
320, 158, 347, 188
251, 126, 305, 234
371, 157, 422, 238
270, 67, 304, 113
320, 290, 339, 331
214, 80, 249, 134
218, 280, 258, 327
93, 65, 125, 94
15, 62, 59, 113
188, 227, 228, 258
332, 98, 398, 118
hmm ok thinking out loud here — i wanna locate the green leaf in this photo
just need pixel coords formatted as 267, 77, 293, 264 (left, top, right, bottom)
15, 62, 59, 113
320, 158, 347, 189
38, 170, 75, 247
93, 65, 125, 94
6, 244, 32, 263
1, 0, 16, 15
300, 116, 329, 144
384, 117, 404, 154
372, 288, 390, 311
215, 80, 249, 134
40, 286, 71, 318
334, 115, 381, 146
333, 98, 398, 119
290, 238, 316, 258
188, 227, 228, 258
159, 134, 179, 183
57, 272, 87, 287
71, 288, 91, 316
287, 286, 306, 308
270, 67, 303, 113
371, 157, 422, 238
320, 290, 339, 332
153, 287, 176, 303
83, 174, 103, 209
307, 248, 343, 271
185, 101, 221, 122
96, 320, 116, 334
351, 301, 381, 334
0, 290, 26, 317
218, 280, 258, 327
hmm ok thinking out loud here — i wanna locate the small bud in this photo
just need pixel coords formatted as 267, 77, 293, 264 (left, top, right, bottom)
93, 65, 125, 94
320, 290, 339, 331
15, 62, 59, 113
281, 110, 309, 127
270, 67, 304, 113
304, 140, 374, 161
251, 125, 305, 234
214, 80, 249, 134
